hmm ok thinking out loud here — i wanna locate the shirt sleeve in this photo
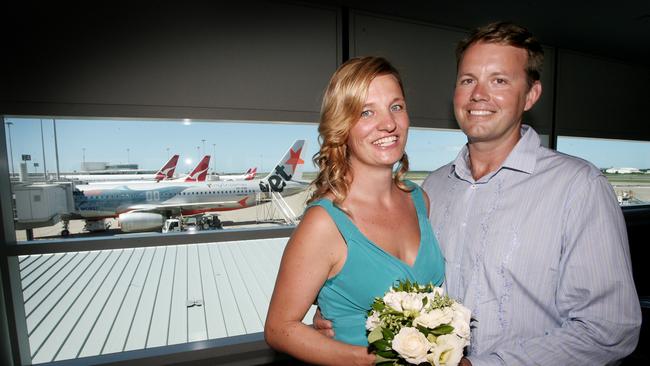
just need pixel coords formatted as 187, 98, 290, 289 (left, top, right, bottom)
473, 174, 641, 366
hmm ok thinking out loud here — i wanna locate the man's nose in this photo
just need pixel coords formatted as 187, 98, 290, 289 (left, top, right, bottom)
470, 82, 489, 102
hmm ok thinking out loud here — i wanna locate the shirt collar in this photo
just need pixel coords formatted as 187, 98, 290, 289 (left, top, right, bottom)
449, 124, 540, 181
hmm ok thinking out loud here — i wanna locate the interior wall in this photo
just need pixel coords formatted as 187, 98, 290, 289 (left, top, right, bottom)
1, 1, 339, 123
555, 50, 650, 141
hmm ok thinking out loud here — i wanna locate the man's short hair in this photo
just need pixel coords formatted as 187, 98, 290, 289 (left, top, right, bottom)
456, 21, 544, 88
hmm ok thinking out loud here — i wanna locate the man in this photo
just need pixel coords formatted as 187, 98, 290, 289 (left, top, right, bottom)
421, 22, 641, 365
315, 22, 641, 365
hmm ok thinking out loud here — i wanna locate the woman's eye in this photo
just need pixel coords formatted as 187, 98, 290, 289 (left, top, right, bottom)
361, 110, 373, 118
391, 104, 403, 112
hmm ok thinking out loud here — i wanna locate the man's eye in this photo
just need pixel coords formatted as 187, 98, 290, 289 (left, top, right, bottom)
495, 78, 507, 84
361, 110, 373, 118
459, 78, 473, 85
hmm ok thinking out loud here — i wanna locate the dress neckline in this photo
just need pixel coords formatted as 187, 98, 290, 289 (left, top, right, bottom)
319, 187, 425, 269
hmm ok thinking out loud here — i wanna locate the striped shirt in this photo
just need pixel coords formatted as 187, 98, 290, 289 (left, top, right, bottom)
422, 125, 641, 366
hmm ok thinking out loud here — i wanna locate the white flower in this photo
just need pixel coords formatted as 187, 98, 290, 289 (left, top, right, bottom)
451, 302, 472, 324
383, 290, 406, 312
391, 327, 432, 365
450, 318, 471, 346
365, 311, 381, 331
427, 334, 464, 366
401, 292, 426, 313
413, 307, 454, 329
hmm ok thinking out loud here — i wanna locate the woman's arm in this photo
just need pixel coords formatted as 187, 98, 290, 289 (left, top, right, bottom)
264, 207, 375, 366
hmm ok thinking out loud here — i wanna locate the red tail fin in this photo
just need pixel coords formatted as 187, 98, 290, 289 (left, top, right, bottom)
155, 155, 179, 181
184, 155, 210, 182
245, 167, 257, 180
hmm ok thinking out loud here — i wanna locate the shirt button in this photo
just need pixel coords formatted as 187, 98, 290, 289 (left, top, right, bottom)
470, 184, 477, 189
461, 222, 466, 227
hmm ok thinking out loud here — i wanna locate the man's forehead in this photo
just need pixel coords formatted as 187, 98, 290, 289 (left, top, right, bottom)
459, 42, 528, 70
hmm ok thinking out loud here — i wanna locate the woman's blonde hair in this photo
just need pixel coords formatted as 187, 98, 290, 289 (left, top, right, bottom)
308, 56, 411, 206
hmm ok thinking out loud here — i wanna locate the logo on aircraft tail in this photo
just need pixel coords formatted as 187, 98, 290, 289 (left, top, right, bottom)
259, 140, 305, 193
184, 155, 210, 182
155, 154, 179, 181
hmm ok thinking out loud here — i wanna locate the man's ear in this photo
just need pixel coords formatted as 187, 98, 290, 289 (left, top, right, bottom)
524, 81, 542, 111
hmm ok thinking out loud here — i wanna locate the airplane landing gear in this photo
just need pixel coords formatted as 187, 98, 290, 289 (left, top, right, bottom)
61, 220, 70, 237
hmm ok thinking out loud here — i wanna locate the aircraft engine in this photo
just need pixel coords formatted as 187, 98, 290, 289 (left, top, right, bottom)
118, 212, 164, 233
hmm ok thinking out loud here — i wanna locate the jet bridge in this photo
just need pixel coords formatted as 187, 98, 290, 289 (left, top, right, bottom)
13, 182, 75, 230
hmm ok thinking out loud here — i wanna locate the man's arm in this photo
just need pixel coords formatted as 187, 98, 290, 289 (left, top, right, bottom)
468, 175, 642, 366
312, 307, 335, 337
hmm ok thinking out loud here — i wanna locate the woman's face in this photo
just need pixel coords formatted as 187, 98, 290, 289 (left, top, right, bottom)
347, 74, 409, 171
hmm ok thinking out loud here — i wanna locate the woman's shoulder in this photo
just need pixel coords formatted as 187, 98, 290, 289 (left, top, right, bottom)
293, 204, 339, 243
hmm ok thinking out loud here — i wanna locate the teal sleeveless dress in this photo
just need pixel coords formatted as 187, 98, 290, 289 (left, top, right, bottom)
311, 182, 445, 346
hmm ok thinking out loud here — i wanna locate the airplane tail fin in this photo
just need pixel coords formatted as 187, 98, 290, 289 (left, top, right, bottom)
263, 140, 305, 186
155, 154, 179, 181
245, 167, 257, 180
184, 155, 210, 182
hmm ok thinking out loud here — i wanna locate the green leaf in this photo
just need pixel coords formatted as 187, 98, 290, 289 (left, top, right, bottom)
375, 354, 398, 364
381, 327, 394, 341
368, 327, 384, 344
416, 325, 432, 336
376, 349, 398, 359
431, 324, 454, 335
372, 339, 392, 351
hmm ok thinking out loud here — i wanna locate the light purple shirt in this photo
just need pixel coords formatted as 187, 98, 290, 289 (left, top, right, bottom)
422, 125, 641, 365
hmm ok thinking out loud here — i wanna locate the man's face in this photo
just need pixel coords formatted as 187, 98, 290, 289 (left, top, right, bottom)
453, 42, 541, 146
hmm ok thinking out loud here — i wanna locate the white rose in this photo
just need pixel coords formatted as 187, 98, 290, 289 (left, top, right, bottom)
383, 290, 406, 312
451, 302, 472, 324
401, 292, 425, 313
391, 327, 432, 365
413, 307, 454, 329
450, 318, 471, 346
426, 334, 464, 366
365, 311, 381, 331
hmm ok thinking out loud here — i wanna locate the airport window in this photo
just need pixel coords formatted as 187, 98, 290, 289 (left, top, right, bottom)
557, 136, 650, 206
5, 117, 323, 242
3, 116, 471, 364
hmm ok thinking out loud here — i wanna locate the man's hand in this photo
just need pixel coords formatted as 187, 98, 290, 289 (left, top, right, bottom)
459, 357, 472, 366
312, 308, 335, 337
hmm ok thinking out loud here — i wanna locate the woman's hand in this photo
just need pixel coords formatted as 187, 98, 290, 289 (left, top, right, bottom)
352, 347, 377, 366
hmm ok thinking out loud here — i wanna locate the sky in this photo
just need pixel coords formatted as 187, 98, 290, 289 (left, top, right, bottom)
4, 117, 650, 176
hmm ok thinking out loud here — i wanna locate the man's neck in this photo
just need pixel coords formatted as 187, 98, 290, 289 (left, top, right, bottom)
467, 128, 522, 181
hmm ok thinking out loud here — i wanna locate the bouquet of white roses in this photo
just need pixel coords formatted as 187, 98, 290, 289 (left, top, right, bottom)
366, 280, 471, 366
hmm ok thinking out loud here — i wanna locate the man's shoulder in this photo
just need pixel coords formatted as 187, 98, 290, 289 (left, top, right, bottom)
537, 146, 603, 182
421, 162, 454, 190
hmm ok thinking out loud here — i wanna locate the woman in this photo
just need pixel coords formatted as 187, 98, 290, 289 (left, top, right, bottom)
265, 56, 445, 365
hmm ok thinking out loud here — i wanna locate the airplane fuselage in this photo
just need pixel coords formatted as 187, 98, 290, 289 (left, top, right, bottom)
73, 178, 309, 219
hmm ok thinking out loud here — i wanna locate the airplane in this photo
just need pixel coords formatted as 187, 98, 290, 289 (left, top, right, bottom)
171, 155, 211, 182
66, 140, 308, 233
218, 167, 257, 181
61, 155, 180, 183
